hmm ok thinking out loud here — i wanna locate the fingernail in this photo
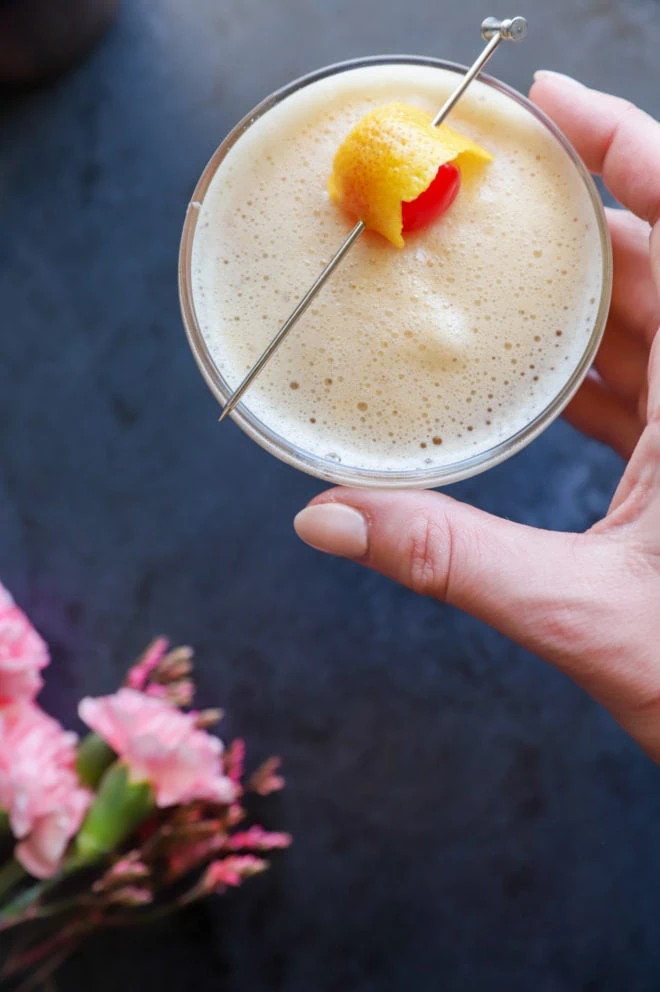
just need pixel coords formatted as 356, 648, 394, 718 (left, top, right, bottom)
533, 69, 582, 85
293, 503, 368, 558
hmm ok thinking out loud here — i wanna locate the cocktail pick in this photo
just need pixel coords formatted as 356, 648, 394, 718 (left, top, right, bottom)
219, 16, 528, 423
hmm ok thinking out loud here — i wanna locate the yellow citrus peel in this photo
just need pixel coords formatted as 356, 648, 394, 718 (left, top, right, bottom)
328, 102, 493, 247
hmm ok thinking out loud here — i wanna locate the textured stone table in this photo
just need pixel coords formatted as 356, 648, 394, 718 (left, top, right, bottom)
1, 0, 660, 988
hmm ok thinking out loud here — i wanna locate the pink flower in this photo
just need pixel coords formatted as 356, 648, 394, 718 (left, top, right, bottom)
78, 689, 236, 808
105, 886, 153, 907
0, 703, 92, 878
93, 853, 151, 894
201, 855, 267, 892
224, 738, 245, 785
167, 835, 225, 882
248, 756, 285, 796
0, 584, 49, 705
125, 637, 169, 691
227, 826, 292, 851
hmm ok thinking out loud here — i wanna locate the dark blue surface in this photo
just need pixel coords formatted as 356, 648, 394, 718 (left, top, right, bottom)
2, 0, 660, 988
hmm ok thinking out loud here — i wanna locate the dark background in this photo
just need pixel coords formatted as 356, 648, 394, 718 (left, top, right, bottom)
2, 0, 660, 988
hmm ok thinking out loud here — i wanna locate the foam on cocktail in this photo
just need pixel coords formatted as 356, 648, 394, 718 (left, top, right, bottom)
191, 63, 603, 473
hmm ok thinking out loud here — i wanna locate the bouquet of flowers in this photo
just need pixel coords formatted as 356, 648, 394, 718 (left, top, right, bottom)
0, 584, 290, 989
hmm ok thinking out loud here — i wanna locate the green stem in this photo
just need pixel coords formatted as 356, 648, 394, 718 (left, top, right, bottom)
0, 879, 46, 926
12, 946, 73, 992
3, 918, 89, 984
104, 903, 181, 927
0, 841, 109, 930
0, 858, 27, 903
103, 879, 206, 928
0, 928, 32, 979
0, 894, 95, 933
0, 850, 102, 930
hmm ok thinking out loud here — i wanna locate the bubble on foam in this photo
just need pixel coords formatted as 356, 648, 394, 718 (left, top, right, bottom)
191, 63, 604, 474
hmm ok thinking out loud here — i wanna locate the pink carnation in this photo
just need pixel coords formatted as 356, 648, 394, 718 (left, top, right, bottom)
0, 703, 92, 878
0, 583, 49, 705
78, 689, 236, 808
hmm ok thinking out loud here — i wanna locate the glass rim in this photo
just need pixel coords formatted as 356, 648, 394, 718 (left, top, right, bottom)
179, 54, 613, 489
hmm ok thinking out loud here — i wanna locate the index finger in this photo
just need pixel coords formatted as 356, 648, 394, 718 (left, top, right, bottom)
529, 72, 660, 230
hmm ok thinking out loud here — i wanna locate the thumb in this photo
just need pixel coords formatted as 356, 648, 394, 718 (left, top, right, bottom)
294, 489, 625, 699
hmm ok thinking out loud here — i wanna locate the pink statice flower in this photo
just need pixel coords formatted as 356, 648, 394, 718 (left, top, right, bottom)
167, 835, 226, 882
223, 738, 245, 785
201, 855, 267, 893
105, 886, 153, 907
125, 637, 169, 692
93, 852, 151, 894
0, 584, 49, 705
125, 640, 195, 708
0, 702, 92, 878
248, 756, 285, 796
227, 826, 292, 851
78, 688, 236, 808
159, 678, 194, 709
167, 826, 290, 883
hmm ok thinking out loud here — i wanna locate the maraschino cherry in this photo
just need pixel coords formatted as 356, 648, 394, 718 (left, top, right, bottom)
402, 162, 461, 234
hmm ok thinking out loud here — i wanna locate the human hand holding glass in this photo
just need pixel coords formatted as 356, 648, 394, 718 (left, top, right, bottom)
294, 71, 660, 759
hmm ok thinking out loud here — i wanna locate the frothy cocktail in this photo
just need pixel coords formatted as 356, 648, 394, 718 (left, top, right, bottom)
181, 59, 610, 486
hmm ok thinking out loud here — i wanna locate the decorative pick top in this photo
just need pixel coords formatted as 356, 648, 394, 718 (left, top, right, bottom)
328, 102, 493, 247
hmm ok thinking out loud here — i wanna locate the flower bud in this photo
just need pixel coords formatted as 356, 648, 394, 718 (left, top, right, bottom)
93, 852, 151, 894
166, 836, 224, 882
165, 679, 195, 708
106, 885, 153, 907
76, 733, 116, 789
74, 763, 153, 866
227, 826, 291, 851
154, 647, 194, 683
193, 709, 224, 730
248, 757, 284, 795
200, 855, 267, 894
223, 739, 245, 784
125, 637, 169, 691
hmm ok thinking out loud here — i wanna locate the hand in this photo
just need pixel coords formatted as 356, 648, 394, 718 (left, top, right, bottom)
293, 72, 660, 759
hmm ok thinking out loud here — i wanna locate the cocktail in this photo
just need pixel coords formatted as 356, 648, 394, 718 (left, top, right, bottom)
179, 19, 611, 488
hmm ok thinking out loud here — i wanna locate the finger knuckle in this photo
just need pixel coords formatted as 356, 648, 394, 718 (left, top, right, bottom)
406, 511, 452, 598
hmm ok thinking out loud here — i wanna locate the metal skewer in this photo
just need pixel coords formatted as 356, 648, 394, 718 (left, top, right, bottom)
219, 15, 528, 423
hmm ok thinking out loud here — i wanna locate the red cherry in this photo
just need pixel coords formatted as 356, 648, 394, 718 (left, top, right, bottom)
401, 162, 461, 234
